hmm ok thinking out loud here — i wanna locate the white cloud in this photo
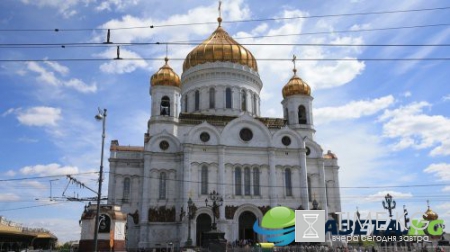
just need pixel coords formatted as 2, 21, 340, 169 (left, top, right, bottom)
20, 180, 47, 190
443, 94, 450, 102
2, 108, 19, 117
4, 170, 16, 176
27, 62, 59, 86
0, 193, 20, 202
64, 79, 97, 93
19, 0, 92, 18
95, 47, 148, 74
379, 102, 450, 156
26, 62, 97, 93
44, 61, 69, 75
17, 107, 61, 127
314, 95, 394, 125
402, 91, 412, 98
365, 190, 413, 202
442, 186, 450, 192
96, 0, 140, 12
20, 163, 79, 176
424, 163, 450, 181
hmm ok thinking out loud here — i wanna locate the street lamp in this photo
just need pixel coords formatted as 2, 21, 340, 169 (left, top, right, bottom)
185, 197, 196, 246
93, 108, 107, 252
382, 193, 396, 218
205, 190, 223, 231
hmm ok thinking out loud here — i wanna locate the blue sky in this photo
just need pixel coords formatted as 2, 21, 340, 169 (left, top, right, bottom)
0, 0, 449, 243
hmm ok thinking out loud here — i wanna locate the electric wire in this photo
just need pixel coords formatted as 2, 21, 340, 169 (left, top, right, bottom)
1, 57, 450, 63
1, 6, 449, 32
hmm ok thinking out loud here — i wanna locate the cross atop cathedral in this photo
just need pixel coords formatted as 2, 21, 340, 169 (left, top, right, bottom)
292, 54, 297, 74
218, 1, 223, 26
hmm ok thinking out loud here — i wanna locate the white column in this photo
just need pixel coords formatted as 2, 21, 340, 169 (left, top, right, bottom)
299, 141, 309, 209
183, 145, 192, 210
318, 160, 328, 217
334, 168, 342, 212
268, 148, 277, 207
107, 162, 116, 205
218, 146, 225, 220
140, 154, 152, 243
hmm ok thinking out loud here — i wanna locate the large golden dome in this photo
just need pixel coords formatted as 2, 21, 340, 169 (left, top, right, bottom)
282, 69, 311, 98
151, 58, 181, 87
183, 19, 258, 72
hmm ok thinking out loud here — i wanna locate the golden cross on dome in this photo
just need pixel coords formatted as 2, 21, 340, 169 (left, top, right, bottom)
218, 1, 223, 26
292, 54, 297, 74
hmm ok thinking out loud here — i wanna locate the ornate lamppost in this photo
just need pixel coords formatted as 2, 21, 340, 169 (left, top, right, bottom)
382, 193, 396, 218
205, 190, 223, 230
185, 197, 196, 246
94, 108, 107, 252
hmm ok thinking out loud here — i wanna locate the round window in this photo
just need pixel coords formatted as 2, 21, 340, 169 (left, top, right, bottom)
159, 140, 169, 150
282, 136, 291, 146
239, 128, 253, 141
200, 132, 210, 142
306, 147, 311, 156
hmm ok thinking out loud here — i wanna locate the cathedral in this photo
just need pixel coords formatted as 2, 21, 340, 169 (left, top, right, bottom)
106, 15, 341, 251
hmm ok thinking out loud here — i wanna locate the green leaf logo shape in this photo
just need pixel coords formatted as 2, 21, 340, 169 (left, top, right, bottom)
261, 206, 295, 229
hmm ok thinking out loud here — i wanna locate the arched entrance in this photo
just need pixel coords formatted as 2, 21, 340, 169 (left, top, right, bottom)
238, 211, 257, 242
196, 213, 211, 246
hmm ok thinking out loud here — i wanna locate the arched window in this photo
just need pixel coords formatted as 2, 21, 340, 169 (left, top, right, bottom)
185, 95, 188, 113
235, 167, 242, 195
285, 168, 292, 196
308, 176, 312, 202
159, 172, 167, 199
123, 177, 130, 203
298, 105, 307, 124
160, 96, 170, 116
195, 90, 200, 111
244, 167, 251, 195
284, 108, 288, 120
201, 166, 208, 194
226, 88, 232, 108
253, 168, 260, 196
241, 90, 247, 111
209, 88, 215, 109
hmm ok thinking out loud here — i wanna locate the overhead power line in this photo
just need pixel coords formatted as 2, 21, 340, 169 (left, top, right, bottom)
0, 172, 98, 182
2, 41, 450, 48
0, 6, 449, 32
1, 57, 450, 63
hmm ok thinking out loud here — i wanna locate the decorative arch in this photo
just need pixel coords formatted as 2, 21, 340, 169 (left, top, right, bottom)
303, 137, 323, 158
186, 121, 221, 145
146, 130, 181, 152
232, 204, 263, 223
221, 114, 272, 147
272, 127, 302, 148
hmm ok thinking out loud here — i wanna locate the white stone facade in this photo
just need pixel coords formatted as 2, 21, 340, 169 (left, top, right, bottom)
107, 38, 341, 252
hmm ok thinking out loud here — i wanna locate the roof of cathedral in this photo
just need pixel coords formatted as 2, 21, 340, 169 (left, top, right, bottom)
150, 57, 181, 88
183, 18, 258, 73
282, 68, 311, 98
110, 145, 144, 152
179, 113, 286, 128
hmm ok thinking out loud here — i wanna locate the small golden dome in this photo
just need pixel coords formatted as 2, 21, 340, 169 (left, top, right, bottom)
282, 69, 311, 98
183, 24, 258, 72
151, 58, 181, 87
423, 206, 438, 221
